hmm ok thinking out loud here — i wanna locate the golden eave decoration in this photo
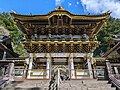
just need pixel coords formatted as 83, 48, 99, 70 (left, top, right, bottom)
11, 6, 111, 39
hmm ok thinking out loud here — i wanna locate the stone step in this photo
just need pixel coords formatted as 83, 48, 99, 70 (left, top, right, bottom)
3, 80, 115, 90
88, 88, 116, 90
58, 80, 115, 90
59, 87, 116, 90
4, 87, 49, 90
86, 84, 111, 88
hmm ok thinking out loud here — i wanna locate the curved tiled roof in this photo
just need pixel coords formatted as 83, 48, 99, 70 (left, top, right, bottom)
11, 6, 111, 21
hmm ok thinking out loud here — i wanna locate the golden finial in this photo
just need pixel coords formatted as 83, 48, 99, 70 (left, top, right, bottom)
56, 6, 65, 10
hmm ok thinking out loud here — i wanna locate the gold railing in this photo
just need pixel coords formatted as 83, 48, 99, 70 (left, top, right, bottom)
72, 69, 105, 79
21, 38, 97, 42
14, 69, 49, 79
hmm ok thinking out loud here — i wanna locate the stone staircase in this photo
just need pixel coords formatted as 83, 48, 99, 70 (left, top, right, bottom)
59, 80, 116, 90
2, 79, 116, 90
3, 80, 49, 90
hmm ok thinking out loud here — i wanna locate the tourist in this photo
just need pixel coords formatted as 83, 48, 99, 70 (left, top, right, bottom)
60, 74, 64, 81
65, 75, 70, 80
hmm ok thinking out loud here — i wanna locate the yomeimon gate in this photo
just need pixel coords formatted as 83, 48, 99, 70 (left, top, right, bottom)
11, 6, 110, 79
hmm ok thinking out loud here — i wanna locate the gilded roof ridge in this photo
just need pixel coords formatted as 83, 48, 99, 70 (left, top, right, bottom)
11, 11, 110, 17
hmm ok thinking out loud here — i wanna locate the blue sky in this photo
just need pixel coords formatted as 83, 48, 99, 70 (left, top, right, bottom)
0, 0, 120, 18
0, 0, 86, 15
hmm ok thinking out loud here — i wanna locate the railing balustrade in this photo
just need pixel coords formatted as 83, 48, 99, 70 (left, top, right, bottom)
109, 74, 120, 89
71, 69, 105, 79
14, 69, 50, 79
105, 61, 120, 89
113, 74, 120, 79
22, 38, 92, 42
13, 69, 105, 79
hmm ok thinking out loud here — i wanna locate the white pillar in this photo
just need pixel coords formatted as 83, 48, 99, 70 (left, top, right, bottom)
87, 53, 93, 79
24, 58, 29, 78
114, 67, 119, 74
70, 53, 75, 79
25, 58, 30, 65
46, 53, 50, 79
9, 62, 14, 77
2, 51, 6, 60
105, 60, 112, 74
8, 62, 14, 81
57, 68, 60, 88
27, 53, 33, 79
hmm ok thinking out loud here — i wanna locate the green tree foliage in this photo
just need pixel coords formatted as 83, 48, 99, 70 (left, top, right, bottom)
0, 12, 25, 57
94, 17, 120, 57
